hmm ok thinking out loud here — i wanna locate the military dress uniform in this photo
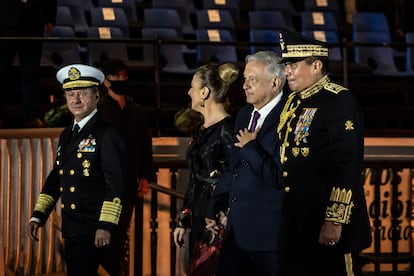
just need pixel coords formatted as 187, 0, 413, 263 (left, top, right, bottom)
277, 32, 372, 276
32, 114, 126, 237
31, 64, 127, 275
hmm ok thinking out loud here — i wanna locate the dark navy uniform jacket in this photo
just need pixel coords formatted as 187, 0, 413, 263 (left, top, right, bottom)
32, 112, 127, 238
278, 75, 372, 254
208, 94, 286, 252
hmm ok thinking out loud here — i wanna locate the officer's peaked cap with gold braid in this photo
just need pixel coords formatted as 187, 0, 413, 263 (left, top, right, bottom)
56, 64, 105, 90
278, 31, 328, 64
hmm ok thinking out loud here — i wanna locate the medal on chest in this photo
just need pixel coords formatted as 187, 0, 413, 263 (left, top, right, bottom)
292, 108, 317, 157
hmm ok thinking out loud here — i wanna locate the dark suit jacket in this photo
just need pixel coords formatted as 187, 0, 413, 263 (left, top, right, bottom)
32, 112, 127, 239
0, 0, 57, 35
208, 94, 286, 252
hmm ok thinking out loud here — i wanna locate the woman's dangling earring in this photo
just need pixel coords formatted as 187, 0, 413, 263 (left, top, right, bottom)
200, 98, 205, 108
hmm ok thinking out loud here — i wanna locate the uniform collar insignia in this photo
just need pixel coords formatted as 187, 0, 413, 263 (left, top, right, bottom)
297, 75, 330, 99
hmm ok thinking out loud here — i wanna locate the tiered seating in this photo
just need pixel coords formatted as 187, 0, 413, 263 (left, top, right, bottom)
195, 29, 238, 65
196, 9, 236, 39
42, 5, 82, 67
96, 0, 139, 24
300, 11, 338, 32
141, 28, 194, 73
89, 7, 131, 37
144, 9, 183, 39
57, 0, 90, 35
303, 0, 341, 20
248, 10, 293, 55
86, 27, 129, 65
42, 27, 82, 67
202, 0, 241, 23
254, 0, 298, 16
46, 0, 411, 78
352, 12, 410, 75
152, 0, 195, 36
55, 6, 74, 27
405, 32, 414, 72
300, 11, 342, 65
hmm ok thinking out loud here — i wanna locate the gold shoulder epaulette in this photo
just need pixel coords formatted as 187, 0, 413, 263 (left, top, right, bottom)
324, 82, 348, 94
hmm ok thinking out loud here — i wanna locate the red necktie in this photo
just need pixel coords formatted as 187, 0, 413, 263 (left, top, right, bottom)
249, 111, 260, 132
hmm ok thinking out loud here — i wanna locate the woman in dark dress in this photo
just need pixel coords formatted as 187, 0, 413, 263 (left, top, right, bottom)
173, 63, 239, 275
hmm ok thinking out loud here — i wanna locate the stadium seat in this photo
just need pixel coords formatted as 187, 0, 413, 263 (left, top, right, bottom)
254, 0, 298, 16
57, 0, 90, 34
195, 29, 238, 65
352, 12, 411, 75
202, 0, 241, 22
196, 9, 236, 39
249, 10, 293, 31
89, 7, 130, 37
86, 26, 129, 64
144, 9, 183, 38
55, 6, 74, 27
142, 28, 194, 73
152, 0, 195, 35
300, 11, 338, 32
42, 26, 82, 67
96, 0, 138, 23
249, 29, 281, 55
405, 32, 414, 72
303, 0, 341, 19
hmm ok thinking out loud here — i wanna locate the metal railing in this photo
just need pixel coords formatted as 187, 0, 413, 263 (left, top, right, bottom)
2, 132, 414, 275
0, 129, 190, 275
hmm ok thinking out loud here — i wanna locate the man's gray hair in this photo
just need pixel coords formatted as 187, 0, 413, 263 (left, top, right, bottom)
245, 51, 286, 88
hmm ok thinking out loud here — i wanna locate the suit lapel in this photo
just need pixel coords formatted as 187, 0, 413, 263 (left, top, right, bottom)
236, 106, 253, 131
257, 95, 286, 138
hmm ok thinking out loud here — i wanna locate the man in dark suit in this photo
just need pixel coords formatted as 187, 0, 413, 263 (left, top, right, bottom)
205, 51, 287, 276
28, 64, 127, 276
277, 31, 371, 276
0, 0, 57, 127
97, 59, 155, 275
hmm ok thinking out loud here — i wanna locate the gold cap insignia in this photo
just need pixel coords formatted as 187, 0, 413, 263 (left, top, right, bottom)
279, 32, 285, 51
68, 67, 81, 81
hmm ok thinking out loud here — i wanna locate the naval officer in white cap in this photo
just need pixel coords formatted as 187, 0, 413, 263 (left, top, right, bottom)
28, 64, 127, 276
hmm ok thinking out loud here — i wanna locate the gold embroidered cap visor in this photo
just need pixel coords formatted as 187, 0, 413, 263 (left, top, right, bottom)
278, 31, 328, 64
56, 64, 105, 90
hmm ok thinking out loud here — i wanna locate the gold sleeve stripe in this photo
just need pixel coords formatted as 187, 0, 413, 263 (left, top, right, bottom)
34, 193, 55, 213
344, 253, 354, 276
325, 187, 354, 224
99, 197, 122, 225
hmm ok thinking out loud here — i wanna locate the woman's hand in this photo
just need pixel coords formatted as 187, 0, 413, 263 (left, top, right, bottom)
173, 227, 186, 248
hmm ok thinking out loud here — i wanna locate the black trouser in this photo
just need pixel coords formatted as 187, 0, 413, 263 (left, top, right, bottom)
280, 246, 363, 276
64, 236, 102, 276
216, 230, 280, 276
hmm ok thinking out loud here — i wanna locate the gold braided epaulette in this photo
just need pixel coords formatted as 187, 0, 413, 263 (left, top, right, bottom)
325, 187, 354, 224
324, 82, 348, 94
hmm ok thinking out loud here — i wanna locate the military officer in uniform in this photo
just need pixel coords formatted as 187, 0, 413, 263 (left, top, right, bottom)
276, 31, 372, 276
28, 64, 127, 276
